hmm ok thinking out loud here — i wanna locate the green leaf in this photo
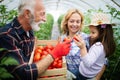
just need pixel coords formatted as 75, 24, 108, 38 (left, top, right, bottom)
0, 67, 14, 79
0, 48, 7, 52
0, 4, 17, 27
116, 17, 120, 20
1, 57, 18, 66
0, 71, 13, 79
0, 67, 7, 74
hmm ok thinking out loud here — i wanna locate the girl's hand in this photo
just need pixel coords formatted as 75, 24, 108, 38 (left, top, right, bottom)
73, 35, 86, 49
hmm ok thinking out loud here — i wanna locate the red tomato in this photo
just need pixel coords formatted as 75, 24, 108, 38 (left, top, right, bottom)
57, 62, 62, 68
33, 52, 41, 62
47, 45, 54, 50
44, 45, 48, 50
54, 58, 59, 62
52, 61, 58, 67
58, 60, 62, 63
37, 46, 44, 50
41, 55, 47, 59
63, 37, 71, 42
46, 48, 51, 53
35, 49, 42, 55
73, 35, 79, 41
42, 51, 48, 55
44, 45, 54, 50
37, 49, 42, 54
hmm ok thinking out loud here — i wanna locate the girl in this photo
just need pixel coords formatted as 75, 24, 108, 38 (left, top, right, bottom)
74, 13, 116, 80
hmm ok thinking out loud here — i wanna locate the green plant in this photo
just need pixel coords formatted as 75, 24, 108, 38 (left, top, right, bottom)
57, 14, 65, 34
0, 5, 18, 27
34, 13, 54, 40
82, 12, 91, 34
0, 48, 19, 80
106, 5, 120, 20
57, 14, 64, 26
101, 5, 120, 80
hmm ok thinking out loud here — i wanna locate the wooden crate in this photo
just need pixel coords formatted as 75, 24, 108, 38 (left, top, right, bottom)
36, 40, 67, 80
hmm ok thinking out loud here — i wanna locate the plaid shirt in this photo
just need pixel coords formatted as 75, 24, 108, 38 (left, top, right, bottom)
61, 32, 89, 72
0, 18, 38, 80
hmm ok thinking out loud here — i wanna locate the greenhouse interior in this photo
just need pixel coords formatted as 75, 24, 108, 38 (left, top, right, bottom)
0, 0, 120, 80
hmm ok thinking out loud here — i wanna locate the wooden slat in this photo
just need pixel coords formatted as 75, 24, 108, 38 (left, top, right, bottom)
38, 76, 66, 80
36, 40, 57, 46
40, 68, 67, 76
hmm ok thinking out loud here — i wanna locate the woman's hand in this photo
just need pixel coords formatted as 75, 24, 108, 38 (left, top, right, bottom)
73, 35, 87, 57
73, 35, 86, 49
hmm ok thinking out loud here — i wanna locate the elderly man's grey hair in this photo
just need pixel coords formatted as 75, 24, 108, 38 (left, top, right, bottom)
18, 0, 36, 14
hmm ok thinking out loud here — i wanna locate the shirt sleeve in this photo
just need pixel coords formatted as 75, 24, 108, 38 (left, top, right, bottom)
80, 42, 105, 68
0, 35, 38, 80
12, 63, 38, 80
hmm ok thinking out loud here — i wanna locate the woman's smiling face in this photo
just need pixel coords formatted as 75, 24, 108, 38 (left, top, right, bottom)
67, 13, 82, 35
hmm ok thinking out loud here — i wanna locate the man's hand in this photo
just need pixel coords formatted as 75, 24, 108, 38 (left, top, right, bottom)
50, 40, 71, 59
67, 70, 76, 80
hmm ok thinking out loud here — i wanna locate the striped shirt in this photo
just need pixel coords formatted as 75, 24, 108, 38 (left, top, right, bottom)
0, 18, 38, 80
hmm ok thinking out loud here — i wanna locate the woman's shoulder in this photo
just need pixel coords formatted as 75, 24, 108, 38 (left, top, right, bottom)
79, 32, 89, 40
80, 32, 89, 37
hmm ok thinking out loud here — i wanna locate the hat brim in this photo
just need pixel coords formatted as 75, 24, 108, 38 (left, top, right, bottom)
89, 23, 116, 26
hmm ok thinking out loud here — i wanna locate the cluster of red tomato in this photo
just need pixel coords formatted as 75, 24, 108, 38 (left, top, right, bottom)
33, 45, 62, 69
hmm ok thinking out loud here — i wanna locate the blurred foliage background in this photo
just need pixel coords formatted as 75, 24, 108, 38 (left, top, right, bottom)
0, 1, 120, 79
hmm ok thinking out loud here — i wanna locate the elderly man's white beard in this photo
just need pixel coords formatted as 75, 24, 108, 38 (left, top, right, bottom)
29, 14, 44, 31
30, 21, 41, 31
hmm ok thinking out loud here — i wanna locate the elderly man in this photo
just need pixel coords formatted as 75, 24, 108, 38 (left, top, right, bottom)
0, 0, 71, 80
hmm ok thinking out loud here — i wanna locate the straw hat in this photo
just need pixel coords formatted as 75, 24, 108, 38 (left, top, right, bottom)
90, 13, 111, 26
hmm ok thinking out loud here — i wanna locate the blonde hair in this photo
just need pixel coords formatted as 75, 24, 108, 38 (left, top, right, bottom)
61, 9, 84, 34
